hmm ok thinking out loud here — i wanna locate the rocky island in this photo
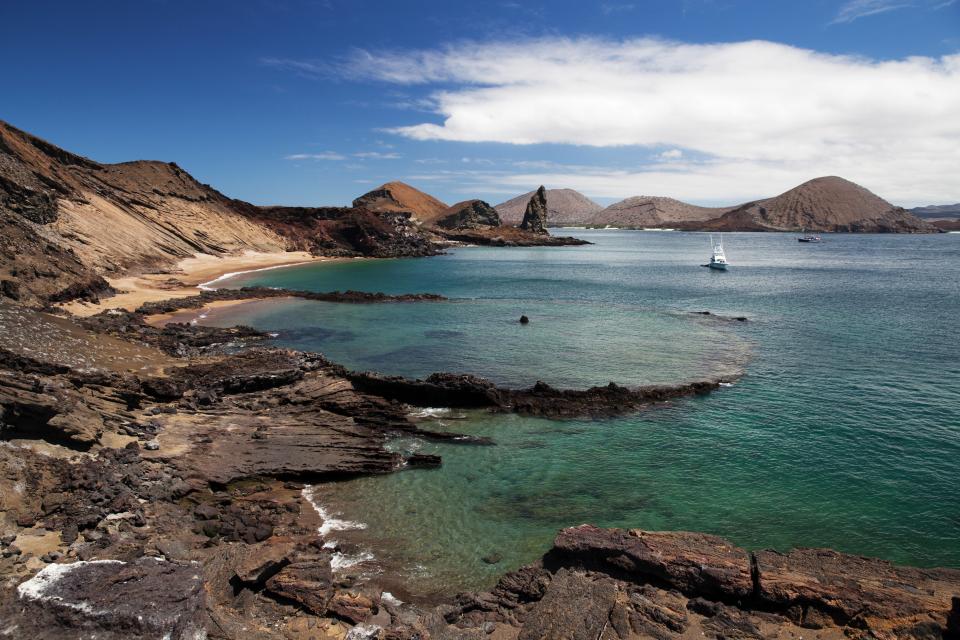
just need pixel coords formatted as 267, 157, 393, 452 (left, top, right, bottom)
1, 121, 958, 640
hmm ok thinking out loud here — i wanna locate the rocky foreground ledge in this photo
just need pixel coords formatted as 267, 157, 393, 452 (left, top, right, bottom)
449, 525, 960, 639
1, 298, 957, 639
2, 523, 958, 639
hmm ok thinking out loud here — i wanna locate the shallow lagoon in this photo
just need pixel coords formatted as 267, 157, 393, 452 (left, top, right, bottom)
216, 231, 960, 595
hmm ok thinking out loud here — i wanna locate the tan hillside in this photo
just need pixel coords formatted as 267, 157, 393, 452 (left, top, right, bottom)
0, 121, 287, 304
0, 121, 440, 306
588, 196, 732, 227
587, 177, 936, 233
495, 188, 602, 225
352, 181, 449, 223
700, 176, 937, 233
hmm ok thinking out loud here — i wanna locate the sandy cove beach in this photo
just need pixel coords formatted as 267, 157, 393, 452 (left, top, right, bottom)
61, 250, 343, 317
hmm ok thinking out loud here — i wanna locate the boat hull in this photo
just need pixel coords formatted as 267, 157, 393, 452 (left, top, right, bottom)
708, 262, 727, 270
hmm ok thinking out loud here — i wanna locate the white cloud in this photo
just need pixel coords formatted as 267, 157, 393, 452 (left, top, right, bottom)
354, 151, 402, 159
341, 37, 960, 204
285, 152, 345, 160
659, 149, 683, 161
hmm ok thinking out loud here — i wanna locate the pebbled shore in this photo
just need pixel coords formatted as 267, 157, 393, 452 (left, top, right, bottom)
1, 295, 958, 639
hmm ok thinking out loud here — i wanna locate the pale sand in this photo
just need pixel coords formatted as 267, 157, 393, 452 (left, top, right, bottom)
61, 251, 344, 317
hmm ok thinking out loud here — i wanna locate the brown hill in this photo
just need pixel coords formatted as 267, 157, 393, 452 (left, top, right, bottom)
495, 188, 602, 226
696, 177, 936, 233
588, 196, 732, 227
352, 181, 449, 223
0, 121, 439, 306
587, 177, 935, 233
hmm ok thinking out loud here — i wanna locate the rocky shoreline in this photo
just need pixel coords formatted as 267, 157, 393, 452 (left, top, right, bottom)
1, 291, 958, 639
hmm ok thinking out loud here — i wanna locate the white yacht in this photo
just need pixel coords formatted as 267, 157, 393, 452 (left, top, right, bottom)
707, 234, 728, 270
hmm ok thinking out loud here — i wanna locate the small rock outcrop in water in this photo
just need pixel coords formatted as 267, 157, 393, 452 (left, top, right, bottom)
519, 315, 529, 324
495, 187, 602, 226
520, 185, 549, 234
434, 199, 501, 230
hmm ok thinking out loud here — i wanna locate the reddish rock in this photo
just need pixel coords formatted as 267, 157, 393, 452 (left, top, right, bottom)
552, 525, 755, 601
327, 590, 379, 624
755, 547, 960, 633
264, 555, 334, 615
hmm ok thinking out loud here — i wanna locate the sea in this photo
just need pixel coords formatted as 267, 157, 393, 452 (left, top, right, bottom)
207, 230, 960, 598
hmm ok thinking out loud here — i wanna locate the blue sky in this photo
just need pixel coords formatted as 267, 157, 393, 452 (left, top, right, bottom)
2, 0, 958, 207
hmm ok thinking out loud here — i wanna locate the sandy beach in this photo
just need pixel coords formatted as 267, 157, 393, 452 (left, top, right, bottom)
61, 251, 342, 317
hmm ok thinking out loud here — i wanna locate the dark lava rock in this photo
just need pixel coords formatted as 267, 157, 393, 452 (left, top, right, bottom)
435, 199, 502, 230
0, 279, 20, 300
947, 596, 960, 638
350, 370, 725, 419
11, 558, 205, 639
520, 185, 549, 234
519, 315, 529, 324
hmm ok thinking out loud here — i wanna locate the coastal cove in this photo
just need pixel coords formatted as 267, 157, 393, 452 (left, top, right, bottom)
200, 230, 960, 597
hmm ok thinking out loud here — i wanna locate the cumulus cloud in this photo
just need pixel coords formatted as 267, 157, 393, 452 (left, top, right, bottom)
285, 152, 345, 160
338, 37, 960, 204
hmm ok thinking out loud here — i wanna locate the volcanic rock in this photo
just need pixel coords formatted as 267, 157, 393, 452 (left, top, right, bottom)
349, 372, 725, 418
551, 525, 754, 600
11, 558, 205, 639
448, 525, 960, 639
933, 218, 960, 231
265, 555, 335, 615
588, 177, 937, 232
434, 199, 501, 230
689, 176, 937, 233
0, 121, 443, 306
352, 181, 449, 223
589, 196, 731, 228
519, 186, 549, 234
0, 371, 105, 446
496, 188, 602, 226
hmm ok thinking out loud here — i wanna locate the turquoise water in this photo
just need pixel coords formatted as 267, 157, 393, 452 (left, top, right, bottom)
219, 231, 960, 596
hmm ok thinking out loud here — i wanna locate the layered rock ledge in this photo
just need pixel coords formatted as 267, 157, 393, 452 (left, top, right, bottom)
448, 524, 960, 639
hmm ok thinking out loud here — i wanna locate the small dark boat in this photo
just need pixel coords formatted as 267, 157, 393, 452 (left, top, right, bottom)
798, 227, 822, 243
